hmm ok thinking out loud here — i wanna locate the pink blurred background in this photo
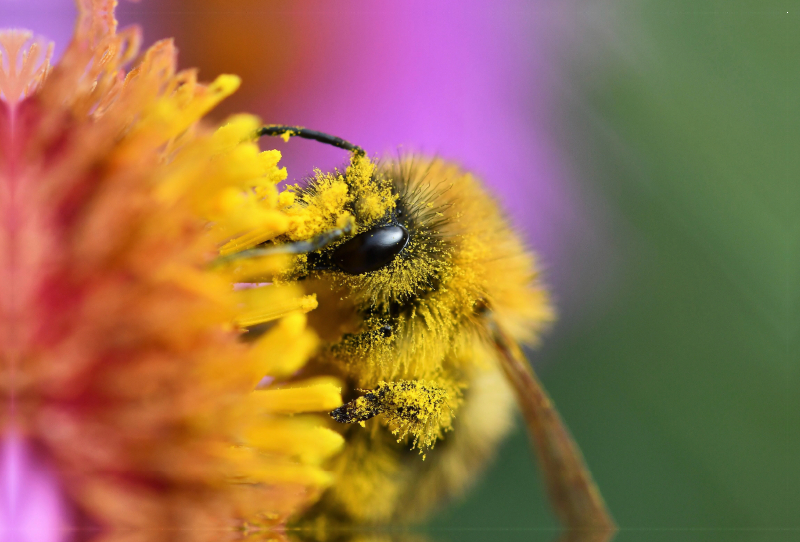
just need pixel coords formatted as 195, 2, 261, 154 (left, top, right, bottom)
1, 431, 72, 542
115, 0, 616, 321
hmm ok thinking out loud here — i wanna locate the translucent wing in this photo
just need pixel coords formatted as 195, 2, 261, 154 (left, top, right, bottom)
491, 322, 616, 533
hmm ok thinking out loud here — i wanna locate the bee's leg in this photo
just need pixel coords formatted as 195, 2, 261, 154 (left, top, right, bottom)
303, 365, 514, 524
303, 377, 462, 524
388, 361, 517, 522
330, 379, 455, 451
330, 390, 385, 424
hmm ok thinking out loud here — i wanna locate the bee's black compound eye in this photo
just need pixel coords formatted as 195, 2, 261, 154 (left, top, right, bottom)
331, 225, 409, 274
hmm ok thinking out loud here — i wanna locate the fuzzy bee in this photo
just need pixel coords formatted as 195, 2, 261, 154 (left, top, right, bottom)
238, 126, 614, 530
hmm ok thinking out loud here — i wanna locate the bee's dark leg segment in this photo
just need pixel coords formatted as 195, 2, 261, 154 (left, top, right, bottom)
257, 125, 366, 156
330, 391, 385, 424
213, 223, 353, 265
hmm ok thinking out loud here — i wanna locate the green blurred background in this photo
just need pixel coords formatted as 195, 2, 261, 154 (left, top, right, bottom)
427, 2, 799, 540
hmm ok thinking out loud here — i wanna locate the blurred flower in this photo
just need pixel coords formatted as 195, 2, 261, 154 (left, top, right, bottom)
0, 0, 343, 538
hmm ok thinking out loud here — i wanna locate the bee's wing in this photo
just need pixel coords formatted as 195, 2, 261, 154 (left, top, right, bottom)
491, 323, 616, 533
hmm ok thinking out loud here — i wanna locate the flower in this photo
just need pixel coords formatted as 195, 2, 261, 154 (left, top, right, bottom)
0, 0, 343, 537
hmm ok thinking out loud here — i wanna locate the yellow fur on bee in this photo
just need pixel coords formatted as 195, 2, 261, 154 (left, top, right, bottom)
281, 156, 554, 524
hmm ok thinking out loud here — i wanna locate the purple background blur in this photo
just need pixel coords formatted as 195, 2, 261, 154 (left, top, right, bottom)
1, 433, 69, 542
118, 0, 616, 325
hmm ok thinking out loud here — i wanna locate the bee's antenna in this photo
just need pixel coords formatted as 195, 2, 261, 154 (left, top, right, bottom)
257, 125, 366, 156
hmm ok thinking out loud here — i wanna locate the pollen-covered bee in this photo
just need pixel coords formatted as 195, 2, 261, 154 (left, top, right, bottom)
235, 126, 614, 530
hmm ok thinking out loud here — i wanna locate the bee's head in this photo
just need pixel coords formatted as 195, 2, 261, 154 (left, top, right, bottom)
253, 126, 552, 386
255, 126, 450, 315
288, 155, 450, 312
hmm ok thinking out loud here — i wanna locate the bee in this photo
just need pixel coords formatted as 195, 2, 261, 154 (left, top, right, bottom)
237, 125, 615, 530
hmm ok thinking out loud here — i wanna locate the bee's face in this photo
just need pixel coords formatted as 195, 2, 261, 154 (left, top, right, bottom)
279, 155, 549, 391
286, 156, 453, 318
